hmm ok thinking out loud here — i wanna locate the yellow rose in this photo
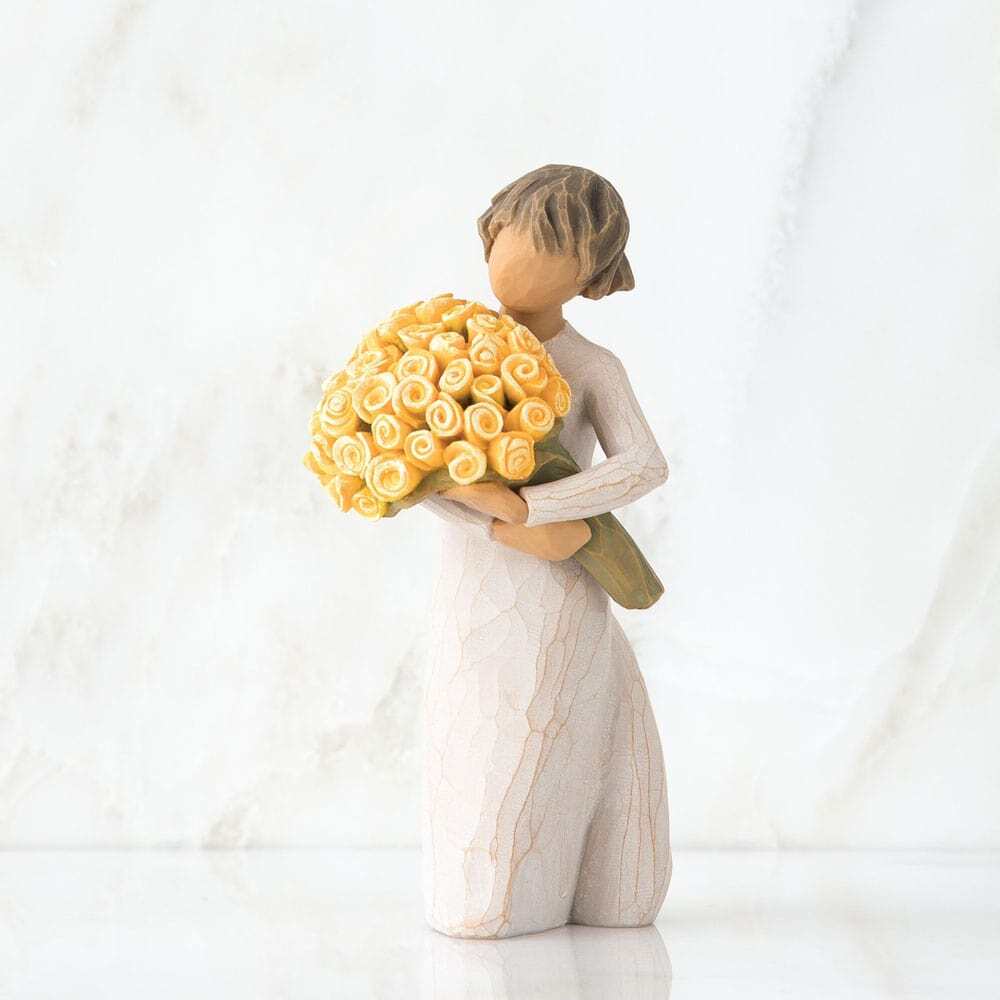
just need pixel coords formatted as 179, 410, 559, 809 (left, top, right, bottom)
500, 352, 548, 403
470, 373, 506, 408
463, 399, 505, 449
371, 413, 408, 452
306, 299, 572, 516
326, 473, 363, 512
504, 397, 555, 441
444, 440, 488, 485
540, 352, 561, 377
351, 487, 387, 521
505, 322, 545, 357
438, 358, 475, 402
364, 450, 423, 502
375, 311, 418, 349
303, 436, 338, 481
428, 331, 469, 368
397, 322, 448, 351
347, 345, 402, 382
415, 293, 460, 324
321, 368, 349, 394
468, 333, 509, 376
351, 371, 397, 422
441, 300, 494, 333
487, 431, 536, 481
391, 373, 438, 428
394, 347, 440, 384
424, 392, 464, 441
331, 431, 375, 477
404, 429, 446, 471
467, 313, 509, 342
541, 375, 571, 417
317, 387, 360, 439
364, 326, 407, 356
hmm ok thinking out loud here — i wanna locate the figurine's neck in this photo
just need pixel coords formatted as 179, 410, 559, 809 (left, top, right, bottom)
500, 304, 566, 343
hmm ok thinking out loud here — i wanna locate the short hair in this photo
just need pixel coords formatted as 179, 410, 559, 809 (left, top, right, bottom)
477, 164, 635, 300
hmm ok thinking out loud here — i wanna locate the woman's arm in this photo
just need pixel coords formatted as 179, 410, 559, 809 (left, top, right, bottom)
420, 492, 494, 537
429, 482, 591, 560
519, 348, 668, 527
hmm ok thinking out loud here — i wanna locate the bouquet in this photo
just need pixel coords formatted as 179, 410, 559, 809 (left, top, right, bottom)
304, 293, 663, 609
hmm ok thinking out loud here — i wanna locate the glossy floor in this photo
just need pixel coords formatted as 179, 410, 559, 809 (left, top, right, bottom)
1, 849, 996, 998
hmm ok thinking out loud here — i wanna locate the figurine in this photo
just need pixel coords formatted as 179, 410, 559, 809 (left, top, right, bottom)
421, 165, 671, 938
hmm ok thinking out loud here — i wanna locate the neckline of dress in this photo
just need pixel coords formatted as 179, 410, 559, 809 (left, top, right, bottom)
541, 320, 572, 347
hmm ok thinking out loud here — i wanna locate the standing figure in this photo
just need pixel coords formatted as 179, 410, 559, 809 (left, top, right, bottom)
422, 165, 671, 939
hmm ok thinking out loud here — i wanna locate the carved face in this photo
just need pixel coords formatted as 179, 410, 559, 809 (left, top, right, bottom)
487, 226, 582, 312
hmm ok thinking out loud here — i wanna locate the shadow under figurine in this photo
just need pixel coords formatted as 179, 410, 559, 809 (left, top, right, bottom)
421, 164, 672, 938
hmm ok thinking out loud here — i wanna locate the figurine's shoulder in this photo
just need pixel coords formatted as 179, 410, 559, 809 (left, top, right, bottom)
555, 324, 626, 380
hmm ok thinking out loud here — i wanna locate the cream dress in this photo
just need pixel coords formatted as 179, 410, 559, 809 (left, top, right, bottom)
421, 321, 671, 939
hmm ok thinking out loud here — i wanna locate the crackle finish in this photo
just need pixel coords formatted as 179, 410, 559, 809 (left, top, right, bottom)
421, 322, 671, 938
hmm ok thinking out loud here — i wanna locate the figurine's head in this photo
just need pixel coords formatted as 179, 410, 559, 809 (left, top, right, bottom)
478, 164, 634, 311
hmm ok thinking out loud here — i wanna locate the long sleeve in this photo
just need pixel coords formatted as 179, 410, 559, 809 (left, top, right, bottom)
519, 349, 668, 527
420, 493, 493, 538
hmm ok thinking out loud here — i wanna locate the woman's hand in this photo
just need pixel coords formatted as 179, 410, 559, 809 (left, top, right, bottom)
491, 519, 592, 561
442, 482, 528, 524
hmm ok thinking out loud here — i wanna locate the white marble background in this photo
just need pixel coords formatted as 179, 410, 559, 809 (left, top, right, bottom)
1, 0, 998, 850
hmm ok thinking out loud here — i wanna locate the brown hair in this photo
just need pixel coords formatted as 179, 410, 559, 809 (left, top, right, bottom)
477, 164, 635, 300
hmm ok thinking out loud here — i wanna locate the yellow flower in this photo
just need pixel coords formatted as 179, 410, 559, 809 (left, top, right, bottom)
463, 399, 505, 449
504, 397, 555, 441
467, 313, 509, 342
394, 347, 440, 384
331, 431, 375, 477
468, 333, 509, 376
317, 387, 360, 439
397, 322, 448, 351
415, 293, 460, 324
441, 300, 494, 333
375, 311, 418, 349
351, 371, 397, 422
540, 352, 561, 377
391, 373, 438, 428
470, 373, 506, 409
365, 451, 423, 502
307, 299, 575, 518
505, 322, 545, 357
371, 413, 408, 452
321, 369, 349, 394
438, 358, 475, 402
500, 352, 548, 403
351, 487, 387, 520
444, 440, 488, 485
424, 392, 464, 441
355, 328, 390, 356
541, 375, 571, 417
404, 429, 446, 471
303, 436, 338, 481
347, 345, 402, 382
487, 431, 536, 481
326, 473, 363, 512
428, 331, 469, 368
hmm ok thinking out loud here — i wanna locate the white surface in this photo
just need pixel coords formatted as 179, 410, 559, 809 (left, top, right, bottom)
1, 848, 997, 999
2, 0, 999, 850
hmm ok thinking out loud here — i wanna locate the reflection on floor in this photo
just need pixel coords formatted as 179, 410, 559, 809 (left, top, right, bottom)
0, 849, 997, 998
